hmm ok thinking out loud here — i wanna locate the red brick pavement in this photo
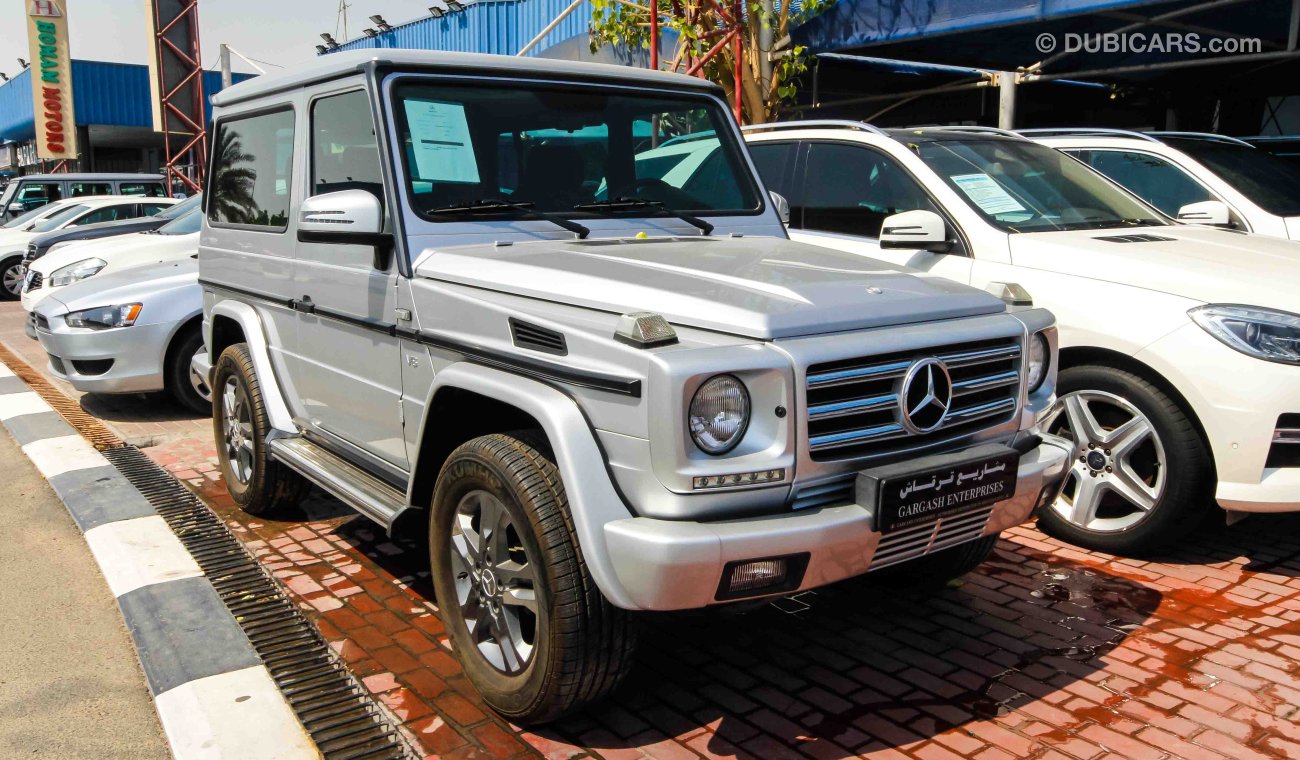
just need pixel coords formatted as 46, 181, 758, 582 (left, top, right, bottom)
6, 304, 1300, 760
149, 431, 1300, 760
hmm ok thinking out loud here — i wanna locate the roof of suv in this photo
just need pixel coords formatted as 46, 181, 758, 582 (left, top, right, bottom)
11, 173, 165, 181
744, 121, 1028, 144
213, 49, 722, 108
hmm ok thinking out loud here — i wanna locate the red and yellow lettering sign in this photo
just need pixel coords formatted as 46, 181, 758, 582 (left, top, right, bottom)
26, 0, 76, 160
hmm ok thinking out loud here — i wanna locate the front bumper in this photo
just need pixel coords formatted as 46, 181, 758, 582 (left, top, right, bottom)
1135, 323, 1300, 514
602, 435, 1071, 611
35, 319, 170, 395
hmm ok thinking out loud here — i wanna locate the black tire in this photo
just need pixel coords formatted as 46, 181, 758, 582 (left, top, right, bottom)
166, 326, 212, 415
1036, 364, 1212, 556
429, 433, 637, 725
212, 343, 309, 516
874, 534, 999, 587
0, 255, 23, 300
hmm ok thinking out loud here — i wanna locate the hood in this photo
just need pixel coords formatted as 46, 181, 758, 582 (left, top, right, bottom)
1008, 226, 1300, 310
31, 231, 198, 276
39, 257, 199, 316
0, 227, 38, 250
413, 236, 1005, 340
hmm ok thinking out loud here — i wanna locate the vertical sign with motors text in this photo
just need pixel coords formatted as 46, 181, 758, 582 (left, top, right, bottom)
27, 0, 77, 160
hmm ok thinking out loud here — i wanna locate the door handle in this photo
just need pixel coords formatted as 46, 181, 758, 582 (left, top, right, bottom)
292, 295, 316, 314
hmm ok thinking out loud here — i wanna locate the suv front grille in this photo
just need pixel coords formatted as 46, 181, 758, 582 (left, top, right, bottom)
869, 505, 994, 570
806, 338, 1021, 461
26, 270, 42, 291
22, 242, 37, 266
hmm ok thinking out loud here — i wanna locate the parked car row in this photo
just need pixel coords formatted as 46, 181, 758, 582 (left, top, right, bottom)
15, 193, 206, 412
10, 50, 1300, 726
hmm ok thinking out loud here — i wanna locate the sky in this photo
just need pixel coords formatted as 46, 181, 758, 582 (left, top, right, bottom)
0, 0, 439, 79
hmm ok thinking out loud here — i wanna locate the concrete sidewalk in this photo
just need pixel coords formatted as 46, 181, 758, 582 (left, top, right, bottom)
0, 424, 170, 759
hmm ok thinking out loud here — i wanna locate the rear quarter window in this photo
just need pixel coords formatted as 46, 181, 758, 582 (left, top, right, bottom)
209, 108, 296, 230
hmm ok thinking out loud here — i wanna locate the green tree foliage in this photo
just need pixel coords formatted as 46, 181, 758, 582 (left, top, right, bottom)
590, 0, 835, 124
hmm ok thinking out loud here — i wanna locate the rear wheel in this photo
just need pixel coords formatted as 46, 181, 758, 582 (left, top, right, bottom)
1036, 364, 1211, 555
212, 343, 309, 516
1, 256, 23, 300
429, 433, 636, 724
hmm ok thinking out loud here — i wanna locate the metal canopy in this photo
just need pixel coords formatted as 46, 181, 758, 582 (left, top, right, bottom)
794, 0, 1300, 90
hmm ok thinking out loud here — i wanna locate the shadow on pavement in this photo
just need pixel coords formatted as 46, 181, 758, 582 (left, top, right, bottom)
78, 390, 205, 424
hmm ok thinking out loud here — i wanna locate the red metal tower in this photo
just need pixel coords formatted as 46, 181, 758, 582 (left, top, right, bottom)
147, 0, 207, 194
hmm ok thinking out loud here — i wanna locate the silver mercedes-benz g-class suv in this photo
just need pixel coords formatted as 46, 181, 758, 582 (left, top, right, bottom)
199, 50, 1070, 723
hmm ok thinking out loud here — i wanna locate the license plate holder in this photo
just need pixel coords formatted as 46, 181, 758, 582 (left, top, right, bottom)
855, 443, 1019, 534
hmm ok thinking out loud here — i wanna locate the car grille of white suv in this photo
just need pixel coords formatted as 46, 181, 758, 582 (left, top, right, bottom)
805, 338, 1022, 461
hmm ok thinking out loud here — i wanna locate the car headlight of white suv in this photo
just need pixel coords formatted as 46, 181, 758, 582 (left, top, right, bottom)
1190, 304, 1300, 365
689, 374, 751, 455
49, 258, 107, 287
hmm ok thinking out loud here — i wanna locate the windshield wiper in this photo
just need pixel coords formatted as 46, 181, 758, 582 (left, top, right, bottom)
1079, 216, 1165, 229
430, 198, 589, 239
574, 197, 714, 236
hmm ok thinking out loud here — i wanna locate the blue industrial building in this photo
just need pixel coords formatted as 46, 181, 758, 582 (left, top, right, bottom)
0, 60, 252, 176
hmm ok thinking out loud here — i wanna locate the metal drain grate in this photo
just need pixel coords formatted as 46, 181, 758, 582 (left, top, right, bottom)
0, 341, 125, 450
102, 446, 416, 760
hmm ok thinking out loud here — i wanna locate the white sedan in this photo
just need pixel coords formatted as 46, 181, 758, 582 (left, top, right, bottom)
0, 195, 178, 299
22, 206, 200, 318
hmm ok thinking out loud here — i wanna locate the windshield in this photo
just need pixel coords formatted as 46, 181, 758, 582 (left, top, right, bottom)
392, 81, 762, 220
29, 204, 90, 233
1164, 137, 1300, 216
155, 193, 202, 220
914, 138, 1166, 232
158, 207, 201, 235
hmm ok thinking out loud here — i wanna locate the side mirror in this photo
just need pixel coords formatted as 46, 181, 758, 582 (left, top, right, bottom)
297, 189, 393, 269
1177, 200, 1233, 227
8, 203, 23, 213
879, 209, 951, 253
769, 191, 790, 225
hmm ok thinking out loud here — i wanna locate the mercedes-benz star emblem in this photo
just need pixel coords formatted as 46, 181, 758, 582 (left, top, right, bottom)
899, 358, 953, 434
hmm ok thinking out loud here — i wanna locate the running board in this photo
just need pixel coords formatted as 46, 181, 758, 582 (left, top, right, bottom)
269, 436, 406, 530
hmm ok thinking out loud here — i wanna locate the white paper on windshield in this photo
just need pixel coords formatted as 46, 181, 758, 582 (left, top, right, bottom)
950, 173, 1026, 215
403, 99, 480, 183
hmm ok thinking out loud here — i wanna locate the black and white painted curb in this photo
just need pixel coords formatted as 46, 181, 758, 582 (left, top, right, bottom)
0, 362, 318, 759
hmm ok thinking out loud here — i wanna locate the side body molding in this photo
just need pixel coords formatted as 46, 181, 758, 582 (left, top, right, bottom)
206, 299, 296, 433
415, 363, 639, 609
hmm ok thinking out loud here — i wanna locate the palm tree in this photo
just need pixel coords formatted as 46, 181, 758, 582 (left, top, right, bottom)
210, 128, 258, 224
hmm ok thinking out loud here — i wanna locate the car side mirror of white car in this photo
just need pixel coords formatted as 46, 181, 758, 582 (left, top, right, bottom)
769, 191, 791, 225
297, 189, 392, 269
1177, 200, 1233, 227
879, 209, 951, 253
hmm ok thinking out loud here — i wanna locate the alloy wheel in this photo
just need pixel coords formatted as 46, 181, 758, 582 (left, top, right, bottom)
220, 377, 254, 485
2, 263, 23, 296
449, 489, 539, 674
1044, 390, 1166, 533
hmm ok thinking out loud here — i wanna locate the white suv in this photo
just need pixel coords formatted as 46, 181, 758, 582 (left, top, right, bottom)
1023, 129, 1300, 240
745, 122, 1300, 554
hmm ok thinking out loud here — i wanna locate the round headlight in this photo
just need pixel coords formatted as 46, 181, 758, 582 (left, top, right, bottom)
689, 374, 750, 455
1026, 332, 1049, 392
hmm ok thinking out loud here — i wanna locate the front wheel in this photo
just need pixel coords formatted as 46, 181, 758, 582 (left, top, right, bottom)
429, 433, 637, 724
1036, 365, 1212, 555
167, 326, 212, 415
1, 256, 23, 300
